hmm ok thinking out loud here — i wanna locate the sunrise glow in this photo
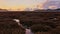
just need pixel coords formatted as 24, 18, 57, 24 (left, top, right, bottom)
0, 0, 47, 11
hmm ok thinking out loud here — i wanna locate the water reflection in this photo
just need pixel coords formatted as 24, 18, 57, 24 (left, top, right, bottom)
13, 19, 34, 34
26, 28, 34, 34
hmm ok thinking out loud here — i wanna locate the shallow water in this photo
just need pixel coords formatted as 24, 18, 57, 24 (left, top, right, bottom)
13, 19, 34, 34
25, 29, 34, 34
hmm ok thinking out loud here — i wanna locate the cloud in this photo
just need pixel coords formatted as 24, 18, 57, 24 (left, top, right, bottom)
0, 0, 47, 10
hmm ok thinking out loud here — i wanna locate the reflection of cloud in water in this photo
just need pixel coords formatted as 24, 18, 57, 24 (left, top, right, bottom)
13, 19, 25, 29
13, 19, 20, 25
13, 19, 34, 34
26, 29, 34, 34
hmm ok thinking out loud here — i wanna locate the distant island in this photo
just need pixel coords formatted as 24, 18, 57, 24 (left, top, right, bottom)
0, 8, 60, 12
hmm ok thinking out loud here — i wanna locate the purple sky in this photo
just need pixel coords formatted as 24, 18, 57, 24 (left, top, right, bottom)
43, 0, 60, 9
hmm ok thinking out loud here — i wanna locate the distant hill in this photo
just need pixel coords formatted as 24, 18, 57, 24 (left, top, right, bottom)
0, 9, 8, 11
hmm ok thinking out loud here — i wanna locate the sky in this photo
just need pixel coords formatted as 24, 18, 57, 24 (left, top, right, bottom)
0, 0, 47, 10
0, 0, 60, 11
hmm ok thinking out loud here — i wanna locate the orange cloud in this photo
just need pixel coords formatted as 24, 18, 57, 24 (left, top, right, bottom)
0, 0, 48, 11
48, 6, 57, 9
